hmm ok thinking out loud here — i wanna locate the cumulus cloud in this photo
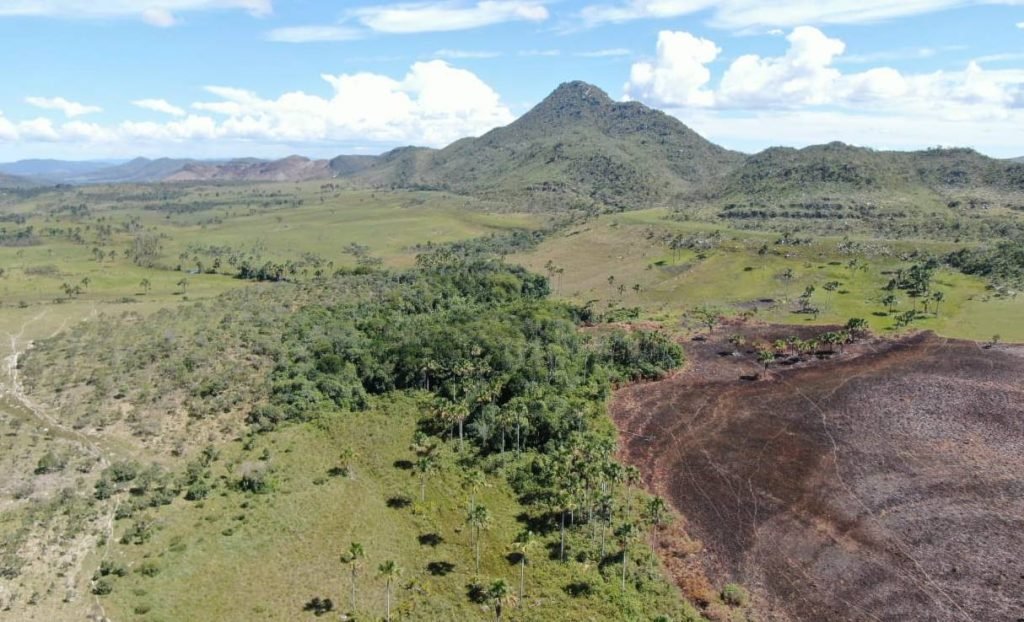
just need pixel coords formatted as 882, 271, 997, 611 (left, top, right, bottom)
719, 26, 845, 107
0, 61, 513, 152
625, 26, 1024, 120
25, 96, 102, 118
133, 99, 187, 116
624, 31, 719, 107
352, 0, 548, 34
266, 26, 362, 42
580, 0, 1023, 30
0, 0, 271, 25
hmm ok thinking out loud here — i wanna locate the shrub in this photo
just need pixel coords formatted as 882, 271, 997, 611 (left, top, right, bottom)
92, 579, 113, 596
138, 561, 161, 577
721, 583, 749, 607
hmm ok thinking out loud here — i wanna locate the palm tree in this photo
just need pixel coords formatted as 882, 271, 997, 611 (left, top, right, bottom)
932, 291, 945, 317
341, 542, 364, 612
467, 504, 491, 575
882, 293, 898, 314
510, 530, 534, 605
488, 579, 511, 622
756, 348, 775, 376
415, 454, 437, 502
461, 468, 486, 512
615, 522, 639, 591
378, 560, 401, 622
176, 277, 189, 295
644, 496, 669, 553
623, 466, 641, 514
139, 278, 151, 294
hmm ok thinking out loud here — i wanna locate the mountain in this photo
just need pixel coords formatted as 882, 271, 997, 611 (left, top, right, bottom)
0, 172, 37, 188
0, 159, 118, 181
75, 157, 204, 183
344, 81, 745, 210
327, 154, 379, 176
165, 155, 334, 182
709, 142, 1024, 220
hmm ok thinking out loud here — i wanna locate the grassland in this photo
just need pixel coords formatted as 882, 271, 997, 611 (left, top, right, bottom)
513, 208, 1024, 342
1, 181, 1021, 621
97, 397, 694, 622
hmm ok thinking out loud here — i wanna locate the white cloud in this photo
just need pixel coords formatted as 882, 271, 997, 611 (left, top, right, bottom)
624, 31, 720, 107
576, 48, 632, 57
624, 26, 1024, 151
1017, 21, 1024, 28
266, 26, 362, 42
719, 26, 845, 107
518, 49, 560, 56
0, 0, 271, 26
625, 27, 1024, 118
0, 61, 514, 153
433, 49, 501, 59
133, 99, 187, 116
353, 0, 548, 33
25, 96, 102, 118
580, 0, 1024, 30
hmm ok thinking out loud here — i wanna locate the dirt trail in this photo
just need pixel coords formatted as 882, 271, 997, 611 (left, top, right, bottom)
0, 308, 117, 621
612, 328, 1024, 622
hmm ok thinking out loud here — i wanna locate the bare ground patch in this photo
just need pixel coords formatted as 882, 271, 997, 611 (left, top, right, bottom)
612, 328, 1024, 621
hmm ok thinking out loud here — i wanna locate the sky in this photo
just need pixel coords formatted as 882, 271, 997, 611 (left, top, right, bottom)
0, 0, 1022, 161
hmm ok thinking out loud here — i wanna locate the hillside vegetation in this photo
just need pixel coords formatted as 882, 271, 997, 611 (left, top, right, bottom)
704, 142, 1024, 236
10, 256, 709, 621
345, 81, 744, 211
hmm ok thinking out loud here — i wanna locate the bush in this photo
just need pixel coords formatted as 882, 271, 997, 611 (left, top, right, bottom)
92, 579, 113, 596
35, 451, 66, 474
721, 583, 749, 607
138, 561, 161, 577
185, 479, 211, 501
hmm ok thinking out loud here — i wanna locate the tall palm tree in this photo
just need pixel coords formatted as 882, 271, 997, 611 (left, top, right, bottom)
461, 468, 486, 512
511, 530, 534, 605
932, 291, 945, 317
415, 454, 437, 502
644, 496, 669, 553
378, 560, 401, 622
488, 579, 511, 622
623, 466, 642, 515
341, 542, 364, 612
467, 504, 491, 575
615, 522, 639, 592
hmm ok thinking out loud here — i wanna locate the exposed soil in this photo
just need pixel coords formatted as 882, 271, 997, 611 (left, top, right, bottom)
612, 326, 1024, 622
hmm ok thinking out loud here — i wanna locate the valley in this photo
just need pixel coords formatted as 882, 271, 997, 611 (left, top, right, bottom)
0, 81, 1022, 622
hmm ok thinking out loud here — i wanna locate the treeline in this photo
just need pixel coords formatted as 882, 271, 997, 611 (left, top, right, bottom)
947, 239, 1024, 286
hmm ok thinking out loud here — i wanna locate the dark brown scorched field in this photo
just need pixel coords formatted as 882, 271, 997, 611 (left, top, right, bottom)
612, 327, 1024, 622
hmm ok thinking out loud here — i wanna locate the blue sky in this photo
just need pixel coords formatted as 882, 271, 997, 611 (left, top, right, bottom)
0, 0, 1022, 160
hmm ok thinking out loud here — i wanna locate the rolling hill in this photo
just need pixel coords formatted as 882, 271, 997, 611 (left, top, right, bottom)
0, 172, 37, 188
707, 142, 1024, 223
344, 81, 745, 210
165, 155, 333, 182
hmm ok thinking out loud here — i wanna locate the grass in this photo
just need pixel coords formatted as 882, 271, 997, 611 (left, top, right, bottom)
0, 183, 539, 354
99, 396, 693, 622
513, 209, 1024, 342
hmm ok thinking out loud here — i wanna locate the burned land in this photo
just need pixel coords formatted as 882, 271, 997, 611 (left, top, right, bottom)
613, 326, 1024, 622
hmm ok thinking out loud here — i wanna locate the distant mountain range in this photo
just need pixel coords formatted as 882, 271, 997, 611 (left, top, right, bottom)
2, 81, 1022, 214
0, 155, 358, 186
